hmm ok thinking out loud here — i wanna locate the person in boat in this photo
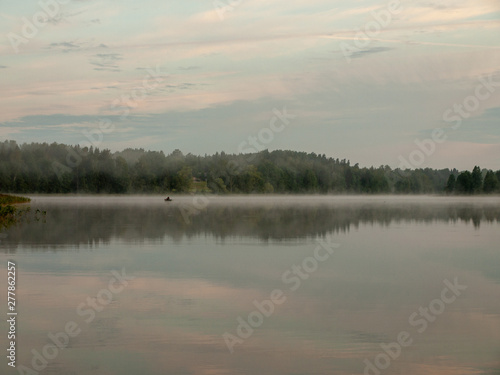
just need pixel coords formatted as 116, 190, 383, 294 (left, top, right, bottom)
165, 197, 172, 201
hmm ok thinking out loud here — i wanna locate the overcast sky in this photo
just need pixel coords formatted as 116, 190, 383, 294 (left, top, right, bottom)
1, 0, 500, 170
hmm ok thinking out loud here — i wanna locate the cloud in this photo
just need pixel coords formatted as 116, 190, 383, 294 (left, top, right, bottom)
416, 1, 461, 11
89, 53, 123, 72
50, 42, 79, 48
0, 114, 109, 128
400, 2, 499, 24
348, 46, 394, 59
1, 0, 499, 170
47, 41, 82, 53
178, 66, 201, 71
45, 16, 65, 25
449, 107, 500, 144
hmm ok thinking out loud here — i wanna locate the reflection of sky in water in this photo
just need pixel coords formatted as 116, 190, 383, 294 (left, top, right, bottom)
1, 196, 499, 375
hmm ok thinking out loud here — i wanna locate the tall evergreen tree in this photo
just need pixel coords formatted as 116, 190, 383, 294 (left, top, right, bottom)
456, 171, 473, 194
471, 166, 483, 193
483, 171, 499, 193
445, 174, 456, 194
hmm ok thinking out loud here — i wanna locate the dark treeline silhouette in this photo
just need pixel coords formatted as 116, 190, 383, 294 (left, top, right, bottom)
445, 166, 500, 194
1, 140, 499, 194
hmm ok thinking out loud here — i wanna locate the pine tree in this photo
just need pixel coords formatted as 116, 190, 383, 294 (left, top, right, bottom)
483, 171, 499, 193
445, 174, 456, 194
471, 166, 483, 193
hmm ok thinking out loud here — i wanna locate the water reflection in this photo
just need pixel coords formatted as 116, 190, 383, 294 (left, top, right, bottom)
1, 196, 500, 251
1, 196, 499, 375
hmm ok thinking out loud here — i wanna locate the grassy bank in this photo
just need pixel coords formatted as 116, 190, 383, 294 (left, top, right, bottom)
0, 194, 31, 229
0, 194, 30, 205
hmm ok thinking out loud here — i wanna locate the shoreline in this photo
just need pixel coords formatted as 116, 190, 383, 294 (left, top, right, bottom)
0, 194, 31, 206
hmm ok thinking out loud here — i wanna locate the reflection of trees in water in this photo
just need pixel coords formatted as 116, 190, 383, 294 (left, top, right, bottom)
2, 203, 500, 252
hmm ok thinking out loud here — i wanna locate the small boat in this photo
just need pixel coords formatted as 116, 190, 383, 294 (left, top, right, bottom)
164, 197, 172, 202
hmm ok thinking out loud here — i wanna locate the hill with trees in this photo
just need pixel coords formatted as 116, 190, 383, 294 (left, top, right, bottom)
0, 140, 498, 195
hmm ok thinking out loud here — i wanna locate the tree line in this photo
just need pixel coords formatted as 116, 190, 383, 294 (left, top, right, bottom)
0, 140, 499, 195
445, 166, 499, 194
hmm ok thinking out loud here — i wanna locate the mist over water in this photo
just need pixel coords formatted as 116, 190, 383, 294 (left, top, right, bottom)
1, 196, 499, 375
3, 195, 500, 249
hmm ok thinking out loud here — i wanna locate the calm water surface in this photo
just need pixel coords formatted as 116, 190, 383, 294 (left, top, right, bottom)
1, 195, 500, 375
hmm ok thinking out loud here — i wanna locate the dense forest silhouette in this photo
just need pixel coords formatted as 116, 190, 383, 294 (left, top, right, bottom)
0, 140, 499, 194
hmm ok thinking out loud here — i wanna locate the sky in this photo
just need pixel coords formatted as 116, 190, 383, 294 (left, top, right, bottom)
1, 0, 500, 170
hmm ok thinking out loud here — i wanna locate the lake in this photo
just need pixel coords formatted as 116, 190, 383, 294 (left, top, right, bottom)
1, 195, 500, 375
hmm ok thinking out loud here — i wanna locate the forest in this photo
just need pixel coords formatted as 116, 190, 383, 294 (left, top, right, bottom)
0, 140, 498, 195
